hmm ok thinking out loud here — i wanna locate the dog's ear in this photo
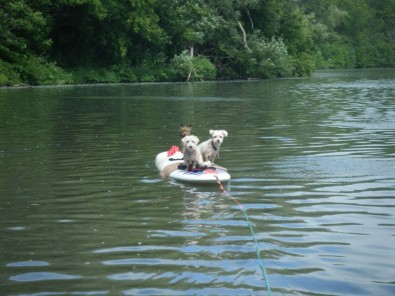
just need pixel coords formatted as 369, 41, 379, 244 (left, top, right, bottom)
209, 129, 215, 135
193, 135, 200, 144
221, 130, 228, 137
181, 137, 188, 144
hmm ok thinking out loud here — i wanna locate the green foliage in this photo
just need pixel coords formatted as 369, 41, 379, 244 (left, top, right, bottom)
0, 56, 71, 86
315, 41, 356, 69
72, 68, 115, 84
112, 64, 138, 83
133, 54, 170, 82
71, 65, 138, 84
241, 35, 294, 78
20, 56, 72, 85
291, 52, 316, 77
192, 56, 217, 81
303, 0, 395, 69
170, 51, 191, 79
1, 0, 394, 86
0, 60, 22, 86
170, 50, 217, 81
71, 58, 170, 84
0, 0, 51, 62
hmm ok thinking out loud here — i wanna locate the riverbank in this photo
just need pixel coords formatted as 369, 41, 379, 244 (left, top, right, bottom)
2, 67, 395, 90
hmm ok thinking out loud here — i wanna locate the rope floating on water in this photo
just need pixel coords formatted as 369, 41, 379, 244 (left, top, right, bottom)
215, 176, 272, 296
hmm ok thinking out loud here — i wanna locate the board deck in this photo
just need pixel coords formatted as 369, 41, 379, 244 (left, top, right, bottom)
155, 147, 231, 184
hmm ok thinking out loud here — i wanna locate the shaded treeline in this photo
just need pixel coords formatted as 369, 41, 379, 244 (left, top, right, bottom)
1, 0, 394, 86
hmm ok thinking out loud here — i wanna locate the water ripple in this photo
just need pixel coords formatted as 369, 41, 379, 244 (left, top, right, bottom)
10, 272, 82, 282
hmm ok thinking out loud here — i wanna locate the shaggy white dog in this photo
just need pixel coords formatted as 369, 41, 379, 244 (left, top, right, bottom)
198, 129, 228, 164
182, 135, 204, 170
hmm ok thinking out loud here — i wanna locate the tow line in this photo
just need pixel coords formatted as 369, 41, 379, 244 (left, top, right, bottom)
215, 176, 272, 296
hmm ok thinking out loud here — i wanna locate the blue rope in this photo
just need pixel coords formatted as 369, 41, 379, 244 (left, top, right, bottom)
215, 177, 272, 296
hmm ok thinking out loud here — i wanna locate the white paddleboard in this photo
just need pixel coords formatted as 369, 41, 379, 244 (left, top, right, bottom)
155, 147, 231, 184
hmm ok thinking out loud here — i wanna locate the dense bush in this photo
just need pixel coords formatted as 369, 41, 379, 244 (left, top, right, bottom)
0, 56, 71, 86
244, 36, 294, 78
20, 56, 72, 85
170, 50, 217, 81
0, 61, 21, 86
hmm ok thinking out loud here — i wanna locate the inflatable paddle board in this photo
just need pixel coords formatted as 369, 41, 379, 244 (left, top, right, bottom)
155, 146, 231, 184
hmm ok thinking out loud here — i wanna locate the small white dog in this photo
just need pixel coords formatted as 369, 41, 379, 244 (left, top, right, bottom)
182, 135, 204, 170
198, 129, 228, 164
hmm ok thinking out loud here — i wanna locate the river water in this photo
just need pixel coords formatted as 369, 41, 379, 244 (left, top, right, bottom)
0, 69, 394, 296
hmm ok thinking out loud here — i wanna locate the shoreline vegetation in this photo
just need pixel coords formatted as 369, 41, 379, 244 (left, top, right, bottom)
2, 68, 393, 90
1, 0, 394, 87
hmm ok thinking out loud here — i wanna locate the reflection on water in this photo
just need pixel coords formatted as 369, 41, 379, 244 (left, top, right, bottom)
0, 69, 394, 295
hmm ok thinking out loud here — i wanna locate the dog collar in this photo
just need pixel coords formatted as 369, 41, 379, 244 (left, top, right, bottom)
211, 140, 217, 151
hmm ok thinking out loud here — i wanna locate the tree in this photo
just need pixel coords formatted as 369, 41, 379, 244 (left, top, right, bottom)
0, 0, 70, 85
49, 0, 168, 67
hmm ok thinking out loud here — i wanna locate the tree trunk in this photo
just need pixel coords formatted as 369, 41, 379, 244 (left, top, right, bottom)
237, 21, 252, 52
186, 44, 194, 82
245, 8, 254, 31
